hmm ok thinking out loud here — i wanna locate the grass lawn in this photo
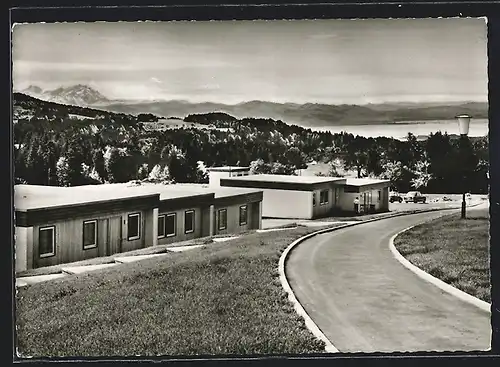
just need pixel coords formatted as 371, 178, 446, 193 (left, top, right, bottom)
17, 233, 252, 278
394, 208, 490, 303
16, 225, 346, 357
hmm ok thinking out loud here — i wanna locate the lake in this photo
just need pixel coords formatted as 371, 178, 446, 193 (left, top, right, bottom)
309, 119, 489, 139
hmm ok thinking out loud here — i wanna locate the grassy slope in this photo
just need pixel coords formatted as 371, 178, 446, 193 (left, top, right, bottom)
394, 208, 490, 303
16, 226, 340, 357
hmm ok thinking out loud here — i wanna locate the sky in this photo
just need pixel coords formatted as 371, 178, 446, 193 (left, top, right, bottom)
12, 18, 487, 105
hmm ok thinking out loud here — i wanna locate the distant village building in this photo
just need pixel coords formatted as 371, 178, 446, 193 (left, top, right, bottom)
14, 183, 263, 272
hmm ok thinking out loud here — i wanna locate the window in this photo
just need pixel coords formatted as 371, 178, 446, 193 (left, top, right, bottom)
378, 190, 381, 201
312, 192, 317, 207
39, 226, 55, 258
157, 215, 166, 239
83, 220, 97, 249
218, 209, 227, 230
166, 213, 176, 237
127, 213, 141, 240
184, 210, 195, 234
320, 190, 329, 205
159, 213, 176, 238
239, 205, 248, 226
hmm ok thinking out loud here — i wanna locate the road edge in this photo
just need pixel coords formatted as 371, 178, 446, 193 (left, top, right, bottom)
278, 205, 468, 354
388, 211, 491, 315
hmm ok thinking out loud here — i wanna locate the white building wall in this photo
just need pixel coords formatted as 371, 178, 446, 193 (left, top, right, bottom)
152, 208, 158, 246
15, 226, 31, 273
208, 168, 251, 187
261, 189, 313, 219
208, 171, 228, 187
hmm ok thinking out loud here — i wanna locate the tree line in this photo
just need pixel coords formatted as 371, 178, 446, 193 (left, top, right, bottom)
13, 108, 489, 194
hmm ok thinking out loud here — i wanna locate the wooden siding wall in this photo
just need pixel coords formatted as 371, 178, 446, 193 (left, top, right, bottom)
156, 206, 204, 246
213, 202, 255, 235
32, 209, 149, 269
121, 210, 147, 253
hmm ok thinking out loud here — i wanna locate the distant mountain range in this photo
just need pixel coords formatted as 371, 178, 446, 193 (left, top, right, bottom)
18, 84, 489, 127
20, 84, 111, 107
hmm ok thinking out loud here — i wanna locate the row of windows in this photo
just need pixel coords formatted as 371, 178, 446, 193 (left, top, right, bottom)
159, 205, 249, 237
38, 205, 251, 259
38, 212, 144, 259
215, 205, 248, 231
39, 219, 101, 258
312, 190, 330, 207
157, 210, 195, 238
230, 171, 249, 177
312, 189, 384, 208
357, 191, 383, 204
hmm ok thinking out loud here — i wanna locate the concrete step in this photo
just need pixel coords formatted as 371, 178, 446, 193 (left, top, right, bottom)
61, 263, 118, 275
114, 253, 169, 264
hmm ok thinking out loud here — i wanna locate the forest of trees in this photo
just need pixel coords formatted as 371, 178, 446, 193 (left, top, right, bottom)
13, 95, 489, 194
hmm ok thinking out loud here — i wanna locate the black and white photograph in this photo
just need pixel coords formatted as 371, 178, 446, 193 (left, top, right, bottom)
12, 17, 491, 357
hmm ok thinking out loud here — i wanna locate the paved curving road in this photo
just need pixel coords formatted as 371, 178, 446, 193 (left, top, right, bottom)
286, 207, 491, 353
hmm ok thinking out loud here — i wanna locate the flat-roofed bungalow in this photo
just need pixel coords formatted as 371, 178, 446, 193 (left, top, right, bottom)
14, 183, 263, 272
219, 174, 347, 220
14, 184, 159, 271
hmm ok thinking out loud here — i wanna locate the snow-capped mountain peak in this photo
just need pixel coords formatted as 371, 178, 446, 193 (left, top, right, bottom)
20, 84, 110, 106
22, 85, 44, 95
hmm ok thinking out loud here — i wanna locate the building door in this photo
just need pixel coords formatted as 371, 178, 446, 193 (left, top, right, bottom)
201, 206, 211, 237
107, 216, 122, 256
251, 202, 260, 229
213, 208, 217, 235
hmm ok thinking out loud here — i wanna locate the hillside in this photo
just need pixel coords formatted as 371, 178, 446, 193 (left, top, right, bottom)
12, 93, 160, 148
12, 92, 162, 125
18, 84, 488, 128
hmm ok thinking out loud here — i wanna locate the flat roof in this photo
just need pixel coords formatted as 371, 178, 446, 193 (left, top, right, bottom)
222, 174, 346, 184
14, 184, 160, 211
147, 183, 261, 198
208, 166, 250, 172
14, 183, 261, 211
345, 178, 391, 186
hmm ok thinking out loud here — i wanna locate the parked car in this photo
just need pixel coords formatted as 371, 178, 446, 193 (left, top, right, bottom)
389, 191, 403, 203
404, 191, 427, 203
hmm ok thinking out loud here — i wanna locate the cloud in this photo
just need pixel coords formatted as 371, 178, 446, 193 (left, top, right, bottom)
150, 77, 163, 84
13, 60, 137, 72
200, 83, 220, 90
